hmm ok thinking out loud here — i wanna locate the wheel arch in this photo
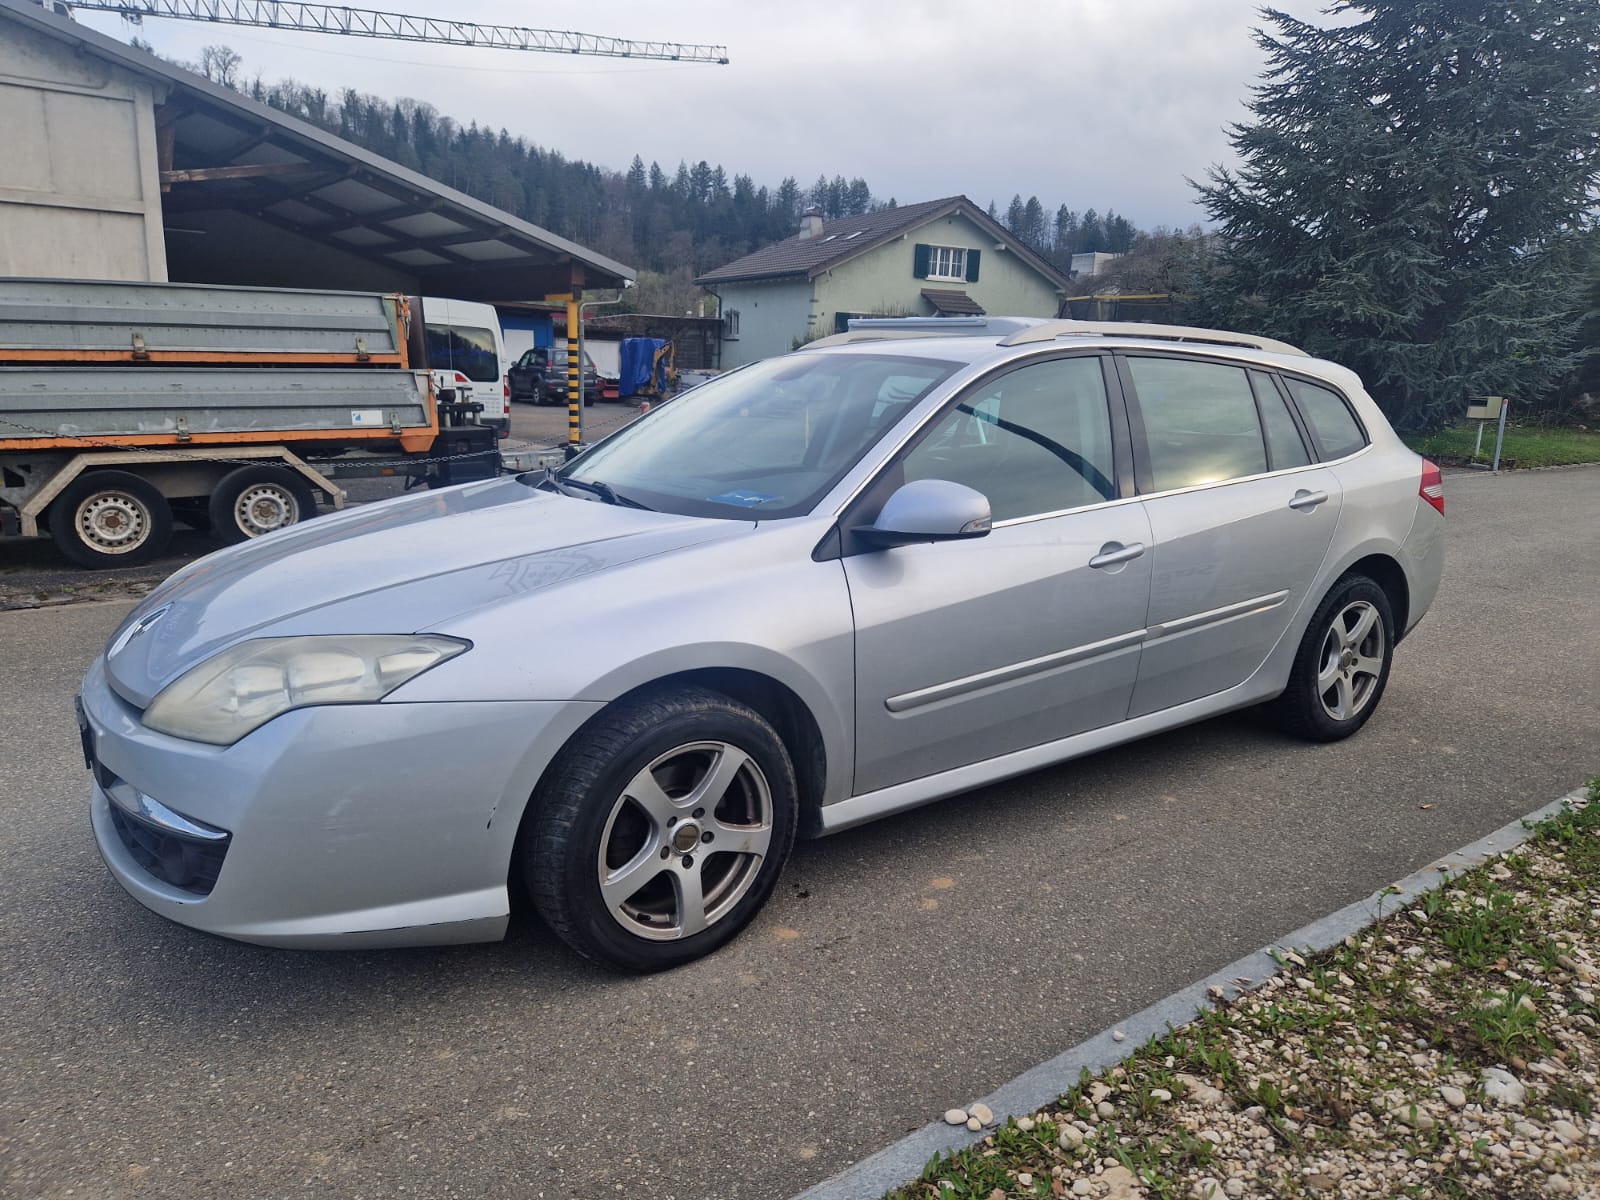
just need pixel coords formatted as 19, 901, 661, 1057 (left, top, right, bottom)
1341, 552, 1410, 641
508, 667, 834, 882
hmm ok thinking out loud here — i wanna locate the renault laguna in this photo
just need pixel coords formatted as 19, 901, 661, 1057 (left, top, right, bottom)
81, 317, 1445, 971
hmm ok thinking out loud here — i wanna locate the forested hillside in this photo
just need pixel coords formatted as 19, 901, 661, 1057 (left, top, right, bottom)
177, 52, 1148, 293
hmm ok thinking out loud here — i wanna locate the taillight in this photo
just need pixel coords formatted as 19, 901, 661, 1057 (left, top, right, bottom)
1419, 458, 1444, 515
503, 375, 510, 400
454, 371, 469, 385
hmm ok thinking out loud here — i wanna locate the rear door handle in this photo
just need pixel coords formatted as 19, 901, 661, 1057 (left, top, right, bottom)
1288, 489, 1330, 512
1089, 541, 1145, 569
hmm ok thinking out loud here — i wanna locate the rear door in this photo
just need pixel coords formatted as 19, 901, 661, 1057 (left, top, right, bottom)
842, 353, 1152, 794
1119, 353, 1342, 717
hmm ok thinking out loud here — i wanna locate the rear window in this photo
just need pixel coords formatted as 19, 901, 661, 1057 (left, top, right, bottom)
425, 324, 500, 383
1285, 377, 1367, 459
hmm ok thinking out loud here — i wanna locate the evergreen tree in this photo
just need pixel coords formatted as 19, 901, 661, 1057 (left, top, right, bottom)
1005, 194, 1026, 235
1195, 0, 1600, 430
1021, 196, 1046, 250
1076, 209, 1103, 254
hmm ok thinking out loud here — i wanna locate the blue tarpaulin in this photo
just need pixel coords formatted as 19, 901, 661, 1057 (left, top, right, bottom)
619, 337, 669, 398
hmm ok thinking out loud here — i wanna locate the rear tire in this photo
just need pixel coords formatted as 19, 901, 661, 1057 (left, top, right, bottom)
209, 465, 317, 545
48, 470, 173, 569
520, 687, 798, 972
1272, 575, 1395, 742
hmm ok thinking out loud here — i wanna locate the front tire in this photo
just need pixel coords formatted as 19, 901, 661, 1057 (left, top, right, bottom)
1272, 575, 1395, 741
521, 687, 798, 971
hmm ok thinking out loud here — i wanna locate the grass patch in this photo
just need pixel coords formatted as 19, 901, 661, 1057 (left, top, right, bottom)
1403, 424, 1600, 468
887, 780, 1600, 1199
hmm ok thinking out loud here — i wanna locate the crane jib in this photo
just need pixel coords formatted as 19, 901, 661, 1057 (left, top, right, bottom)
67, 0, 730, 64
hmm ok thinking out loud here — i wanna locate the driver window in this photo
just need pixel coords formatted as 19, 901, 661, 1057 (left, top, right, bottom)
902, 357, 1116, 521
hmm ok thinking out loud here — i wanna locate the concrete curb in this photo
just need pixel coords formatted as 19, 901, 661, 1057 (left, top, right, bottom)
791, 786, 1591, 1200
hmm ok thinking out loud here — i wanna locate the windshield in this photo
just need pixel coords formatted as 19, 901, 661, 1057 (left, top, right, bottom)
558, 352, 958, 519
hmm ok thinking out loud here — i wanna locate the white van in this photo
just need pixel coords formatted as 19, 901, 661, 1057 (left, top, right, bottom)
421, 297, 510, 436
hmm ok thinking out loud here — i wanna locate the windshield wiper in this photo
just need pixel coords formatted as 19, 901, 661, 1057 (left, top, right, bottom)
558, 475, 653, 511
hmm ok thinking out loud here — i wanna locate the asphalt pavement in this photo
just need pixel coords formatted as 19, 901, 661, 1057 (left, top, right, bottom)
1, 466, 1596, 1200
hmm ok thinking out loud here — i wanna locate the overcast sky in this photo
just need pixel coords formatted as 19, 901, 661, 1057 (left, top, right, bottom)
75, 0, 1334, 230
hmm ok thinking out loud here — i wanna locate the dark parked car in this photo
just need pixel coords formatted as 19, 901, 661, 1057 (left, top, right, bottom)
509, 347, 596, 406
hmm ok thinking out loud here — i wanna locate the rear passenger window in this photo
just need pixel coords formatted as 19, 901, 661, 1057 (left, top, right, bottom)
903, 357, 1115, 521
1285, 377, 1367, 459
1250, 371, 1311, 470
1127, 357, 1267, 492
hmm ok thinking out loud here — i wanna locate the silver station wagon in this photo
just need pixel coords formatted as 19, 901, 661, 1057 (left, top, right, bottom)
81, 318, 1445, 971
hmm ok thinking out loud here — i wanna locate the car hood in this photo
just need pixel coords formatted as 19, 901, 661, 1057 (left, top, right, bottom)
103, 478, 747, 707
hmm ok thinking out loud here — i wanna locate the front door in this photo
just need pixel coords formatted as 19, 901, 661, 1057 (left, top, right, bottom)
843, 354, 1152, 795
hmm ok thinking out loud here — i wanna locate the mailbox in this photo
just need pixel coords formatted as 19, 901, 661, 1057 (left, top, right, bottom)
1467, 395, 1504, 420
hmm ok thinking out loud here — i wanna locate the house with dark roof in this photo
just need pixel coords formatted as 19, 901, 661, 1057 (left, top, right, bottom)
693, 196, 1070, 367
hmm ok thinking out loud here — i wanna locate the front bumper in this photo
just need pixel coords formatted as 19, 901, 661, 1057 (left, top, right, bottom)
82, 657, 599, 948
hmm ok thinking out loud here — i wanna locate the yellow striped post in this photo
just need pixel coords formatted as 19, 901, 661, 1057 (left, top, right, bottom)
566, 297, 582, 446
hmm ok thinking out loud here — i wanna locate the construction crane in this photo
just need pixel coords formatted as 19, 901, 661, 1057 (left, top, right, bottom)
64, 0, 730, 63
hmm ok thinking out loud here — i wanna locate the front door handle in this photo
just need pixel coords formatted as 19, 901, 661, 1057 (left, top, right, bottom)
1288, 489, 1330, 512
1089, 541, 1145, 569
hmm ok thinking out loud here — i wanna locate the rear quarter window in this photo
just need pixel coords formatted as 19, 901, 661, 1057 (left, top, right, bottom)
1285, 377, 1367, 459
424, 324, 501, 383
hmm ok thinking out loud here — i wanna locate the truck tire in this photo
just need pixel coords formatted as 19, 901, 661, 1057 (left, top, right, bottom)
209, 465, 318, 544
48, 470, 173, 569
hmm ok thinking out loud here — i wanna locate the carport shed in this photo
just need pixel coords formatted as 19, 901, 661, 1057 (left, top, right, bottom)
0, 0, 632, 300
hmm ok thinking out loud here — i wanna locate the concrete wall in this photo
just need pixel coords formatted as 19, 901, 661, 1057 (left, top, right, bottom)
710, 276, 815, 369
816, 213, 1061, 332
0, 21, 168, 281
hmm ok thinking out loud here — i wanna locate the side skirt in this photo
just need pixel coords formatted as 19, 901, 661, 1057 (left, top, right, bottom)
817, 675, 1282, 835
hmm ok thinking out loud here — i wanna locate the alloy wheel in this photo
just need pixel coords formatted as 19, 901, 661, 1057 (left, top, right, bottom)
596, 740, 773, 941
1316, 600, 1385, 722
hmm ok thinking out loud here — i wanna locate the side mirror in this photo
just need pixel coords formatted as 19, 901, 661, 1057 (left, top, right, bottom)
854, 479, 992, 548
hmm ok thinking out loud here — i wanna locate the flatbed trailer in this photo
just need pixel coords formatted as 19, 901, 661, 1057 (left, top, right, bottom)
0, 279, 499, 567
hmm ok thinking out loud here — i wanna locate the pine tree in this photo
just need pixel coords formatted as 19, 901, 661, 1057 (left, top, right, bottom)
1195, 0, 1600, 430
1005, 194, 1026, 235
1021, 196, 1046, 250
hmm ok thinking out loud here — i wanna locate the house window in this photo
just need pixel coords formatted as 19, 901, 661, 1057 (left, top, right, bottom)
926, 245, 967, 282
723, 308, 740, 339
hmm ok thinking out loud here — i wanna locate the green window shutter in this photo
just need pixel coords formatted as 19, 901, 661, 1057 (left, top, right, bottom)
965, 248, 981, 283
912, 243, 931, 279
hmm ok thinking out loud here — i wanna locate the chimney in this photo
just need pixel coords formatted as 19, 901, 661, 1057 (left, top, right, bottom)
798, 207, 824, 240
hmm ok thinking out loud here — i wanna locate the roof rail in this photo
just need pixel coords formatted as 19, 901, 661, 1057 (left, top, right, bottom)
800, 316, 1308, 356
998, 320, 1307, 357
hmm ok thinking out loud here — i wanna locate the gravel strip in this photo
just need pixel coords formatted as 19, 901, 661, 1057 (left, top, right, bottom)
890, 780, 1600, 1200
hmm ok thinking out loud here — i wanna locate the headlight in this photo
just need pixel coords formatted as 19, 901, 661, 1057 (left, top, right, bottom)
143, 635, 470, 746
